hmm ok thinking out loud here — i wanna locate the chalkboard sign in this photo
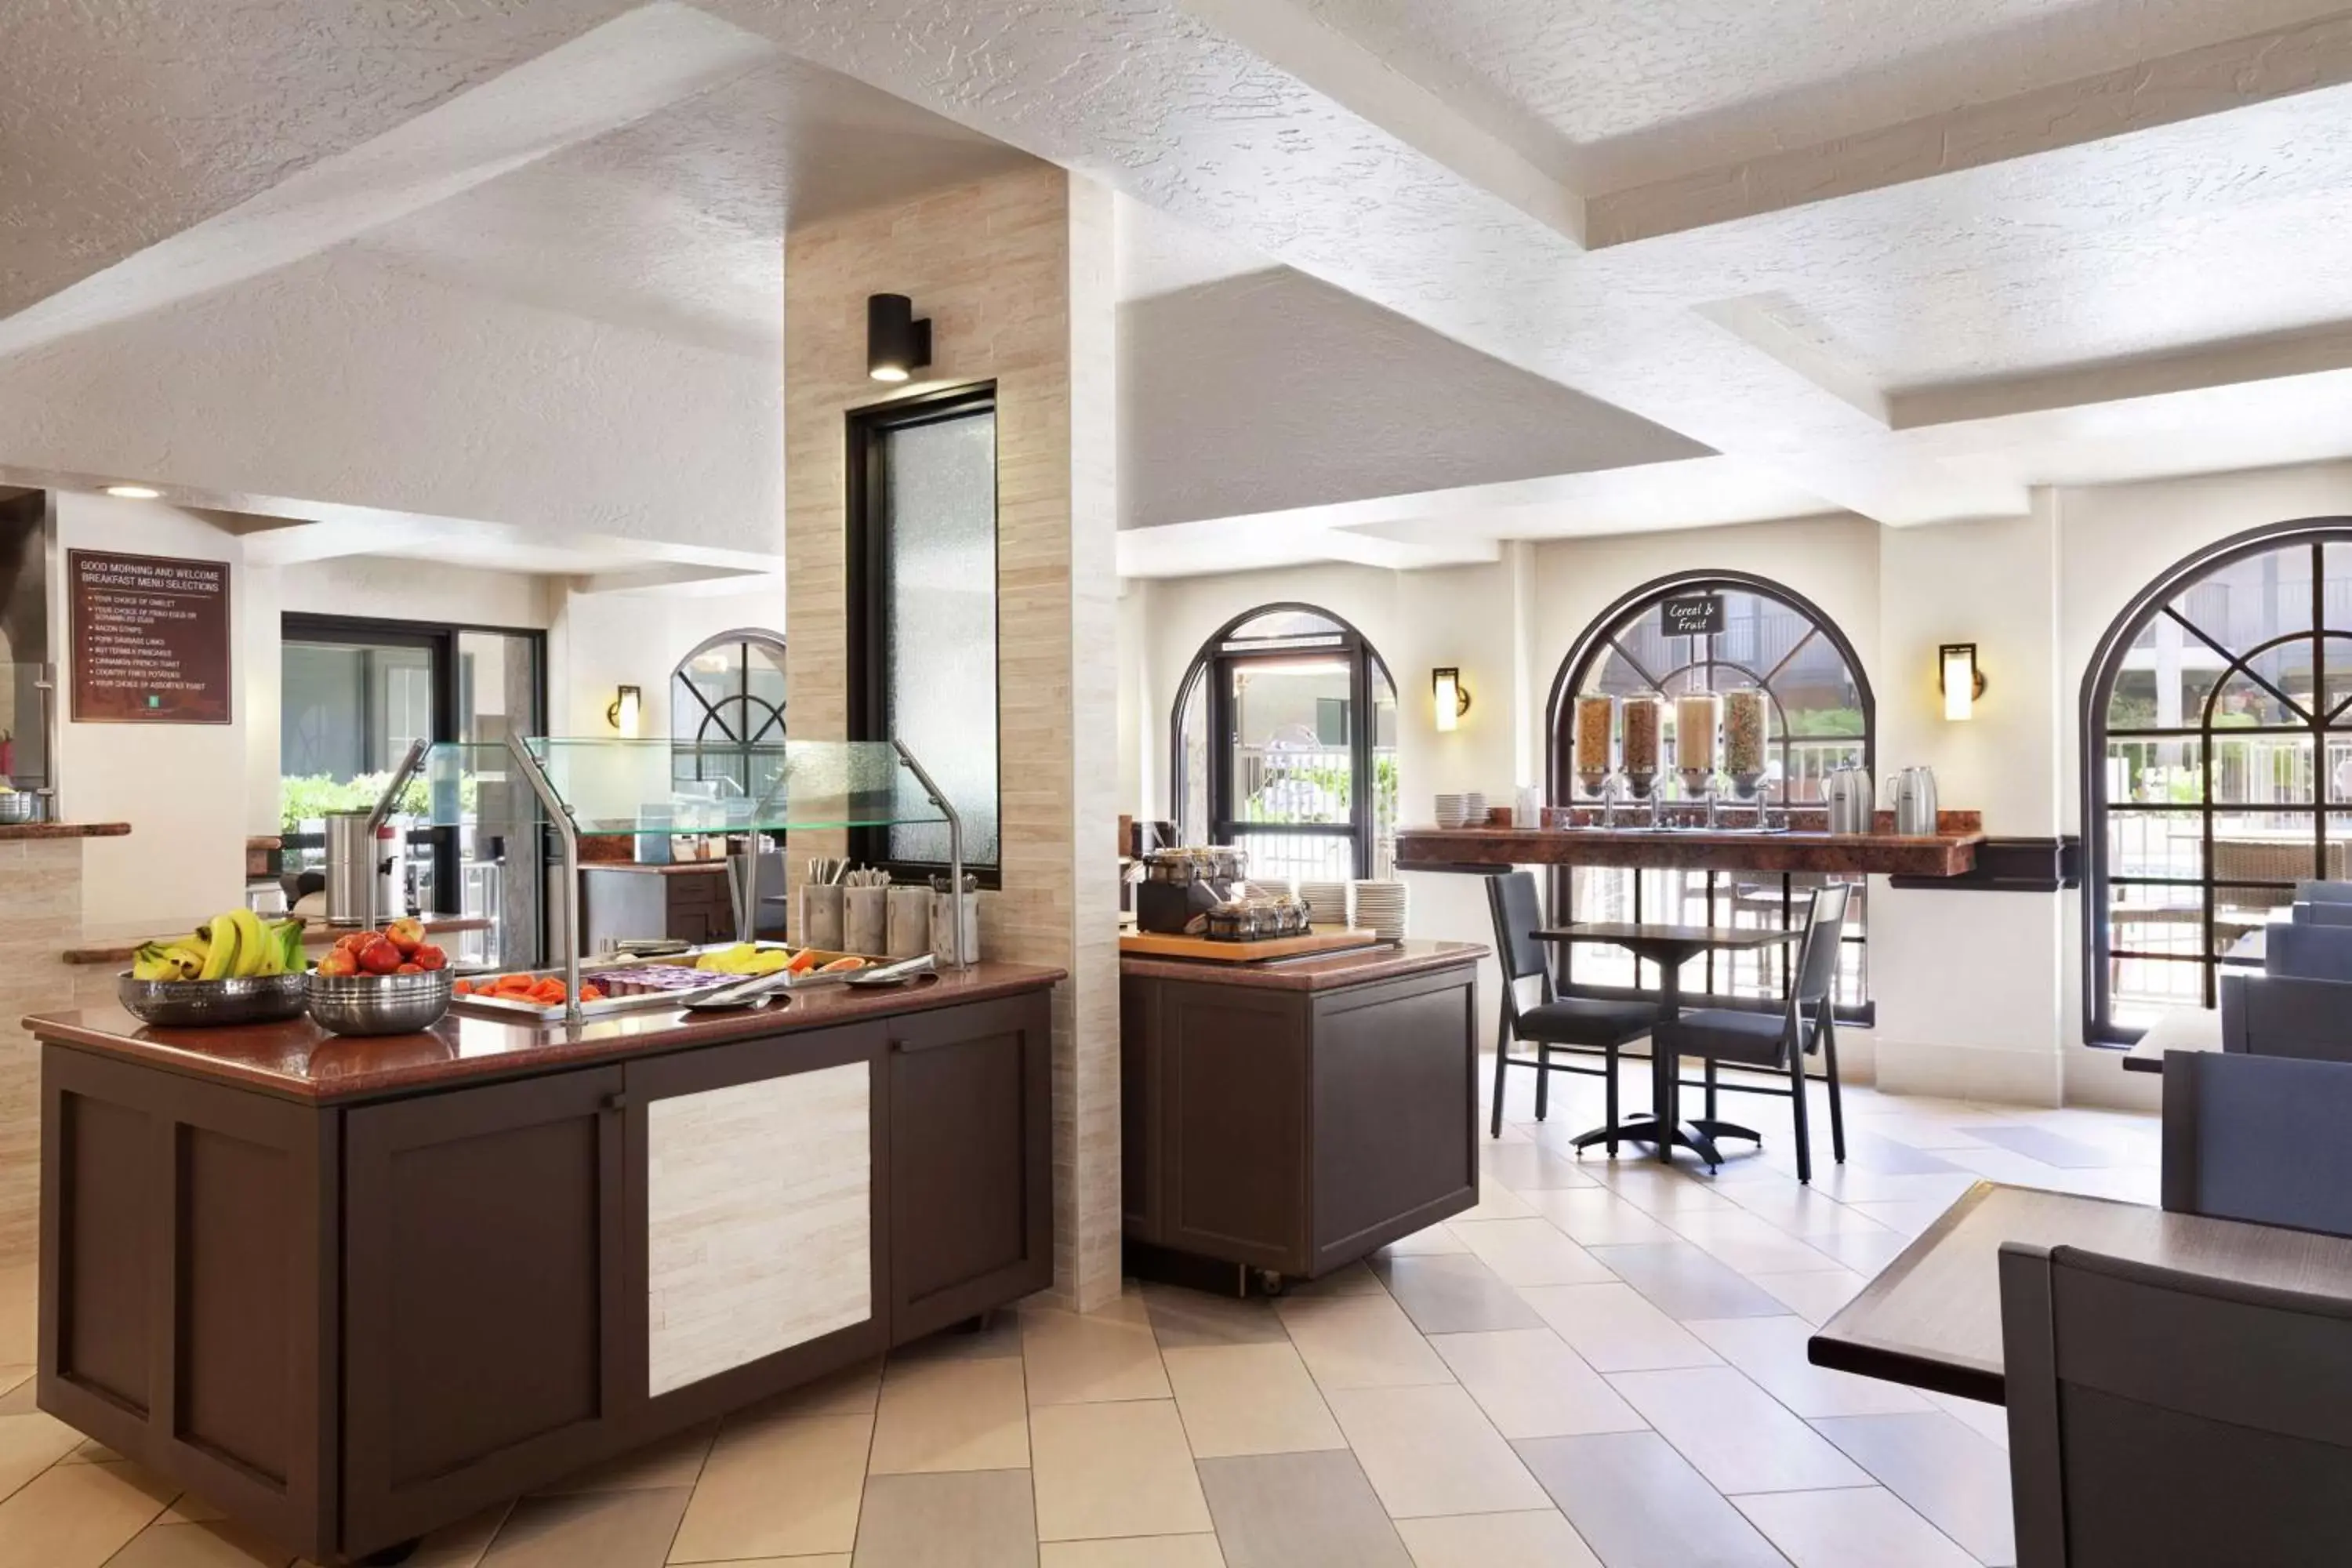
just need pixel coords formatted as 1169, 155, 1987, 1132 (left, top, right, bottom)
70, 549, 233, 724
1661, 593, 1722, 637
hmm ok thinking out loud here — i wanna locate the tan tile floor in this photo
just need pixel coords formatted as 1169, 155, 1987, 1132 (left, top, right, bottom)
0, 1064, 2161, 1567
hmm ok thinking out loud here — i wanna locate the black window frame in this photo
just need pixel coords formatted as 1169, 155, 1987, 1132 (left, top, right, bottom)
844, 380, 1004, 887
1544, 570, 1877, 1024
2081, 517, 2352, 1045
280, 611, 547, 918
1168, 601, 1398, 881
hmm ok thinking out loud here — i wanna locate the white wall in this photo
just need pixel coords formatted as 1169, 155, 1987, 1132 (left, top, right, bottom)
550, 580, 786, 739
1120, 461, 2352, 1108
50, 495, 252, 931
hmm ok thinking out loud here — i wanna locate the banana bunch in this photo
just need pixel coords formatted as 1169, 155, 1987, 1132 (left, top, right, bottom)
132, 910, 307, 982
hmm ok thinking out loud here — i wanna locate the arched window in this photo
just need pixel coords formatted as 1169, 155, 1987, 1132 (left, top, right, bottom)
671, 629, 786, 793
2083, 521, 2352, 1042
1547, 572, 1875, 1016
1171, 604, 1399, 882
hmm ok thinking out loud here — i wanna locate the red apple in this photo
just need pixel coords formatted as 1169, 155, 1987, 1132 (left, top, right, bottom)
358, 937, 403, 975
386, 916, 427, 956
412, 944, 447, 971
315, 950, 359, 978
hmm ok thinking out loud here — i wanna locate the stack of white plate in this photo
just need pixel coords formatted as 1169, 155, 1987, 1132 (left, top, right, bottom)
1433, 792, 1487, 829
1298, 880, 1352, 929
1351, 879, 1409, 941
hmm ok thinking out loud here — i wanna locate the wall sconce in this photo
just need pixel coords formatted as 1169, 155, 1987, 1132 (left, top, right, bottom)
1432, 668, 1472, 732
1940, 644, 1985, 721
867, 292, 932, 383
607, 684, 642, 738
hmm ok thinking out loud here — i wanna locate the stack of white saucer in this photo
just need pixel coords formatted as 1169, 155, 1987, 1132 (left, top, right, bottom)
1434, 792, 1487, 829
1298, 880, 1352, 930
1351, 880, 1409, 941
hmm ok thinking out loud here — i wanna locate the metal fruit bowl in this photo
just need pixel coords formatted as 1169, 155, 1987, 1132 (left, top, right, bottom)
306, 968, 455, 1036
118, 971, 309, 1028
0, 792, 37, 826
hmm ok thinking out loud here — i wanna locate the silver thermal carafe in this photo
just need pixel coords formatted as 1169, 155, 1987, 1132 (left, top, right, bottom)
325, 811, 375, 927
1887, 767, 1941, 837
1823, 766, 1874, 834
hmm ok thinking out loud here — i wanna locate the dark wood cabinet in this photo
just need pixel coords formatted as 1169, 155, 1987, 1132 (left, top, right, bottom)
39, 1049, 338, 1563
1122, 953, 1479, 1284
342, 1066, 628, 1549
887, 993, 1054, 1341
35, 979, 1056, 1566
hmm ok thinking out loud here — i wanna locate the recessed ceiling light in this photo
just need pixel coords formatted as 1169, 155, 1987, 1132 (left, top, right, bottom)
103, 485, 161, 499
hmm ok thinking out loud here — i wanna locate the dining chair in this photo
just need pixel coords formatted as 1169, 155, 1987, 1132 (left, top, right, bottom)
2001, 1240, 2352, 1566
1661, 884, 1849, 1181
2296, 879, 2352, 906
2161, 1049, 2352, 1237
1482, 871, 1657, 1141
2263, 921, 2352, 982
2290, 900, 2352, 927
2220, 971, 2352, 1060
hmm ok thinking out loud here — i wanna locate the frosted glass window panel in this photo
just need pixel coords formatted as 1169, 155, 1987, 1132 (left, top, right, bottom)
883, 409, 1000, 868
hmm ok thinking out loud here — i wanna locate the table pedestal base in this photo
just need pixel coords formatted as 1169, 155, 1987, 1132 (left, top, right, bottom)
1571, 1109, 1759, 1171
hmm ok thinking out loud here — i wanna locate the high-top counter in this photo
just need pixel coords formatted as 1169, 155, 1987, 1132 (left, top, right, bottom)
1120, 940, 1483, 1290
1396, 810, 1986, 879
26, 963, 1062, 1564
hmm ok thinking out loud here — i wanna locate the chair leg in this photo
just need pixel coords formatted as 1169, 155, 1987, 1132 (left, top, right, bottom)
1788, 1047, 1813, 1185
1490, 1013, 1511, 1140
1704, 1058, 1719, 1123
1535, 1044, 1552, 1121
1821, 1017, 1847, 1165
1605, 1040, 1621, 1157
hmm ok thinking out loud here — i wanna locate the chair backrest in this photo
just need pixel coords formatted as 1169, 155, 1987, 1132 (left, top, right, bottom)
2001, 1240, 2352, 1566
2161, 1050, 2352, 1236
1790, 884, 1851, 1009
1484, 871, 1548, 987
2292, 900, 2352, 927
2263, 921, 2352, 982
2220, 971, 2352, 1060
2298, 879, 2352, 906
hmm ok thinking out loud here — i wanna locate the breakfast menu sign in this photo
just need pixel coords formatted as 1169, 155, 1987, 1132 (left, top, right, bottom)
70, 549, 233, 724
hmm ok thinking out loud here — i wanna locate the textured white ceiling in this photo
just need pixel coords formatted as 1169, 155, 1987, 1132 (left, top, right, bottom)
1294, 0, 2350, 187
361, 56, 1028, 357
9, 0, 2352, 579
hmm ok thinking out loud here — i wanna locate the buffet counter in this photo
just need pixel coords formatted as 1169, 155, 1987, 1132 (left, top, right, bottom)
1120, 940, 1482, 1290
24, 960, 1062, 1564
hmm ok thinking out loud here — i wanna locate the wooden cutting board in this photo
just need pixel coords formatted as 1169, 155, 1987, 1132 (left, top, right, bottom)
1117, 927, 1386, 964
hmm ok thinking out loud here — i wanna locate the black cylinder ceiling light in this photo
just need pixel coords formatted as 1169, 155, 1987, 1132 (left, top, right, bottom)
866, 292, 932, 383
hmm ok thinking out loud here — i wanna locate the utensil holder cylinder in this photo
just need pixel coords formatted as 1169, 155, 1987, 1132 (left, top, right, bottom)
800, 884, 846, 951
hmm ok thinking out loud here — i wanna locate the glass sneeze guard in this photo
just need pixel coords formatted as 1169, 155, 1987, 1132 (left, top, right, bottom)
366, 737, 966, 1020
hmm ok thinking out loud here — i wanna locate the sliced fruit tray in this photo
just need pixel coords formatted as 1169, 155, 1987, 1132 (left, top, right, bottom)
447, 943, 885, 1021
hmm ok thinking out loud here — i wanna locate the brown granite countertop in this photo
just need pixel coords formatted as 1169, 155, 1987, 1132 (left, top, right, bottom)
0, 821, 130, 840
63, 915, 492, 967
580, 861, 733, 876
27, 960, 1065, 1104
1120, 938, 1484, 992
1396, 824, 1983, 879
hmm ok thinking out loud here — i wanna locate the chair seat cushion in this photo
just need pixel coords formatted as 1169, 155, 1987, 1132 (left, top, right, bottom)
1516, 998, 1657, 1047
1673, 1007, 1810, 1067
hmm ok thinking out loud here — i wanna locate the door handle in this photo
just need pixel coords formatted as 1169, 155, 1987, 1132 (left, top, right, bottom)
601, 1091, 629, 1113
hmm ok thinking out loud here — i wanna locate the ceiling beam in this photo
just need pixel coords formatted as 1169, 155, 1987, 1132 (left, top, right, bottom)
1588, 11, 2352, 246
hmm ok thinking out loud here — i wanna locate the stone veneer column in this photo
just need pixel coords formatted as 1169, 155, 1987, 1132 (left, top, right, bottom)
784, 166, 1123, 1310
0, 840, 118, 1273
